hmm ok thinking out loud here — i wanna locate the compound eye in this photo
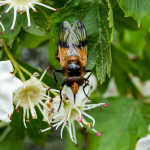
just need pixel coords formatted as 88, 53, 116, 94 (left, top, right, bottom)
76, 76, 84, 86
65, 77, 74, 87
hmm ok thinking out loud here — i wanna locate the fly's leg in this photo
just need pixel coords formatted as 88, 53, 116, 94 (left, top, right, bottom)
48, 69, 65, 112
84, 70, 93, 80
58, 81, 65, 112
83, 80, 90, 98
48, 69, 62, 90
83, 70, 93, 98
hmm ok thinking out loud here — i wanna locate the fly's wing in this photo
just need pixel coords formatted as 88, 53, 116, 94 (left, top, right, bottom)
58, 21, 71, 68
69, 20, 87, 67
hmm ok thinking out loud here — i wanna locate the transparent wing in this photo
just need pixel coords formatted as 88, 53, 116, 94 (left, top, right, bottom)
71, 20, 87, 46
58, 20, 88, 68
58, 21, 71, 68
58, 21, 71, 48
68, 20, 88, 67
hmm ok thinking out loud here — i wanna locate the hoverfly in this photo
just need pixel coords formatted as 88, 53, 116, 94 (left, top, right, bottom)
50, 20, 92, 111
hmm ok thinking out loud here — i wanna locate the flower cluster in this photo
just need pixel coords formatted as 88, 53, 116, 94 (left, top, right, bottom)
0, 60, 108, 146
13, 68, 52, 128
40, 84, 108, 146
0, 0, 56, 30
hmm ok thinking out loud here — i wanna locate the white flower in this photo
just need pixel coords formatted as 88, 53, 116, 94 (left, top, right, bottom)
13, 68, 52, 128
40, 84, 109, 146
84, 73, 97, 92
0, 0, 56, 30
0, 60, 23, 122
135, 124, 150, 150
43, 95, 65, 123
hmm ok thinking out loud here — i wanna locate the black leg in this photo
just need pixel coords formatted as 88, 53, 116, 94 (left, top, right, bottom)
84, 70, 93, 80
83, 79, 89, 98
83, 70, 93, 98
58, 81, 65, 112
48, 69, 62, 90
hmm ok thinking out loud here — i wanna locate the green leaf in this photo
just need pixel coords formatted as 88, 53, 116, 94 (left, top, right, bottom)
0, 6, 50, 47
26, 107, 50, 145
51, 0, 114, 83
0, 47, 7, 61
110, 0, 138, 30
65, 130, 100, 150
111, 43, 139, 75
117, 0, 150, 26
10, 109, 26, 140
11, 107, 50, 145
141, 17, 150, 32
19, 30, 48, 49
48, 36, 60, 69
87, 97, 149, 150
10, 37, 21, 56
121, 29, 146, 54
135, 33, 150, 81
64, 126, 83, 149
46, 0, 69, 11
0, 131, 23, 150
97, 75, 110, 94
111, 44, 141, 98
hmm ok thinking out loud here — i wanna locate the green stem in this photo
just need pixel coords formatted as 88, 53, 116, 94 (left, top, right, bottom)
3, 38, 25, 82
19, 65, 58, 96
0, 122, 8, 128
0, 126, 11, 143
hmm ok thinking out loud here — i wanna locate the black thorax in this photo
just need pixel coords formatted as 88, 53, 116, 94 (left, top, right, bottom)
67, 61, 81, 77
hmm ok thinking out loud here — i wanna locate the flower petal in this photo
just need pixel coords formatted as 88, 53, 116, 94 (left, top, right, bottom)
0, 60, 23, 122
84, 73, 97, 92
0, 88, 14, 122
135, 135, 150, 150
0, 73, 23, 93
0, 60, 23, 92
43, 96, 65, 123
62, 84, 90, 104
0, 60, 13, 75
